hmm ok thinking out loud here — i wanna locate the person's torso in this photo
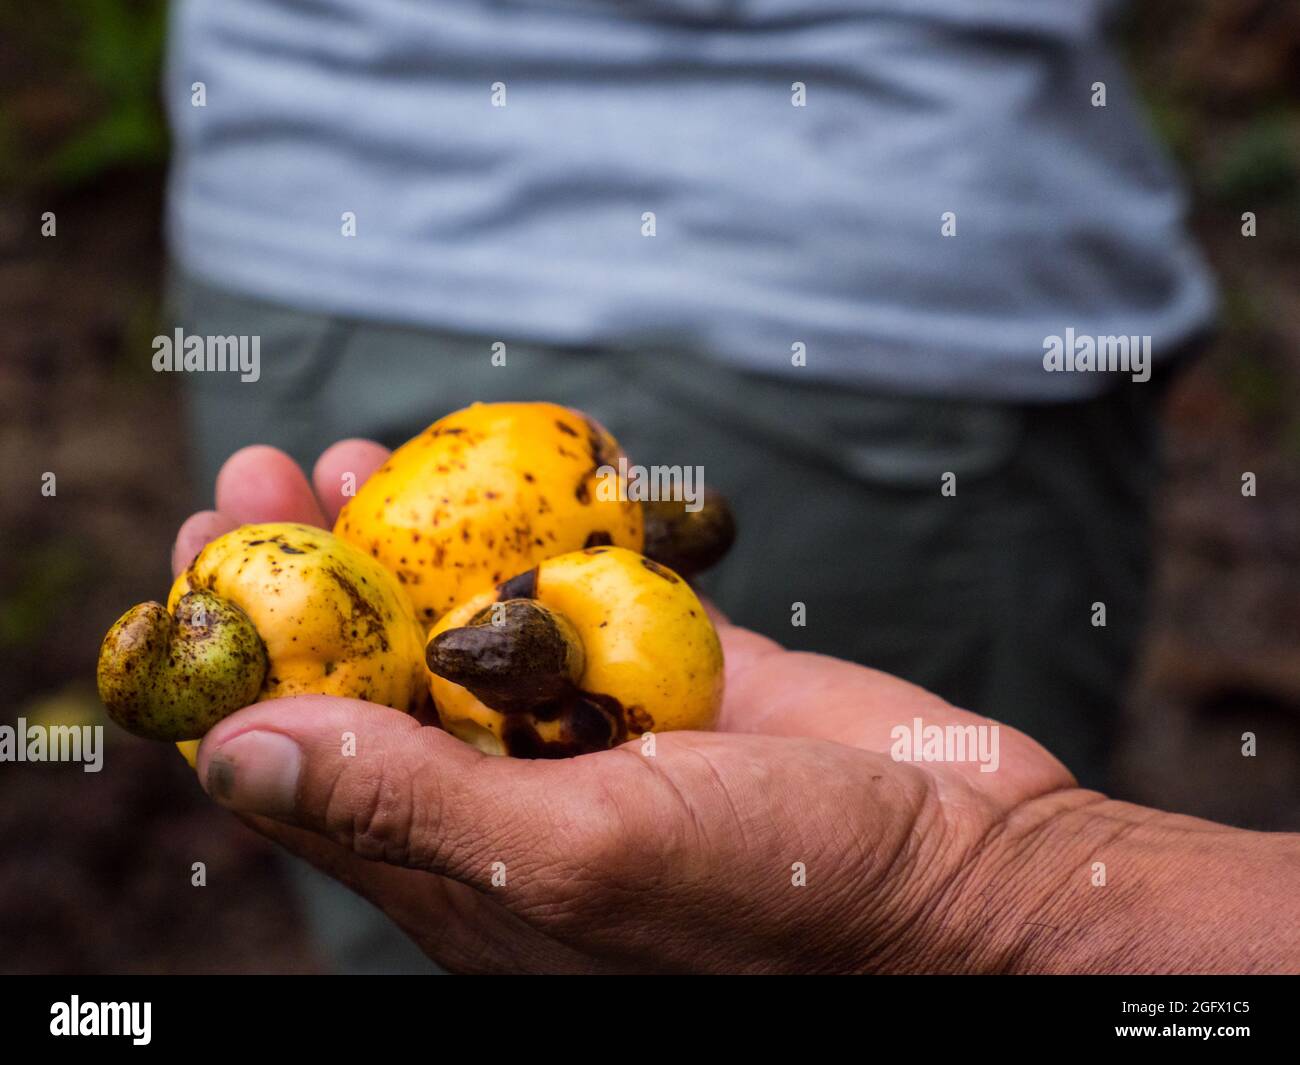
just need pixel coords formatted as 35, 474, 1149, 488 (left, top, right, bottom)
166, 0, 1216, 400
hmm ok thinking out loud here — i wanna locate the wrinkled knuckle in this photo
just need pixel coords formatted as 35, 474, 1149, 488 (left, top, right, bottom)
351, 782, 416, 865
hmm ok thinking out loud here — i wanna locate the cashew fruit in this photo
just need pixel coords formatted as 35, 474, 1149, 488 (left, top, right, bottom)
640, 488, 736, 578
335, 401, 644, 625
425, 546, 724, 757
97, 522, 428, 749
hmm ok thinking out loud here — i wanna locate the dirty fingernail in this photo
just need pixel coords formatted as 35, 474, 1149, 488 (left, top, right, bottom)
203, 730, 302, 818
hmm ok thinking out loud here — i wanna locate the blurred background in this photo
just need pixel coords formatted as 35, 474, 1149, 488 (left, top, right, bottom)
1, 0, 1298, 972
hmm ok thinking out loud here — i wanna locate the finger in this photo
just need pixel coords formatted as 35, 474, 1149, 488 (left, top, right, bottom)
194, 695, 622, 890
717, 622, 785, 683
696, 594, 731, 628
172, 510, 238, 577
313, 439, 391, 525
215, 445, 327, 527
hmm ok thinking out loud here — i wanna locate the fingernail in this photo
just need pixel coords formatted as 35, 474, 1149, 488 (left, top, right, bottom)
203, 731, 302, 818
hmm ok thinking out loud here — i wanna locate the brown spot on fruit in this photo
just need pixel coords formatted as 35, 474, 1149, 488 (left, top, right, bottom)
639, 557, 680, 583
326, 566, 391, 652
582, 415, 620, 472
626, 704, 655, 733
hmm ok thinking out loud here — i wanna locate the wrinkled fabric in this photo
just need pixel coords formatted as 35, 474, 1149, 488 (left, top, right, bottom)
166, 0, 1215, 399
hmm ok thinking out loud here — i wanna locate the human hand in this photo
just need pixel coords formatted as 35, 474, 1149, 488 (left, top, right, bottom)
175, 442, 1298, 974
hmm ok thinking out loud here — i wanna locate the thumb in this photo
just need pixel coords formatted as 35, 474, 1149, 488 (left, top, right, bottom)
195, 696, 620, 890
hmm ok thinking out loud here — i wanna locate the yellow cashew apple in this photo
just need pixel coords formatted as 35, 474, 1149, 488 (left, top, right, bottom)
425, 546, 724, 757
334, 402, 644, 625
97, 522, 428, 763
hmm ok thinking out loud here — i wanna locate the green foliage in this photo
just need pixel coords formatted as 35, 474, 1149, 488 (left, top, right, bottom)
70, 0, 167, 99
51, 0, 168, 185
12, 0, 169, 189
0, 540, 91, 651
1141, 92, 1197, 168
1222, 348, 1285, 422
1207, 113, 1300, 207
1216, 283, 1295, 430
44, 96, 166, 186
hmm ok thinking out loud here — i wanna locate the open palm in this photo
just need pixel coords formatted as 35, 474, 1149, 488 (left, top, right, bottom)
176, 441, 1075, 972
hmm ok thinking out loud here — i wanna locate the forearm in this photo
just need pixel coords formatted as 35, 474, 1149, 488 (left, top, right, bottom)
948, 790, 1300, 974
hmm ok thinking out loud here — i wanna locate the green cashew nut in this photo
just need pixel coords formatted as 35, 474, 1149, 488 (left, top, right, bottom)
96, 589, 269, 741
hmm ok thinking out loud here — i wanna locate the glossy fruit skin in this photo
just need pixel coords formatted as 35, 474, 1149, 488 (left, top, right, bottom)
334, 402, 644, 626
427, 546, 724, 757
165, 522, 428, 758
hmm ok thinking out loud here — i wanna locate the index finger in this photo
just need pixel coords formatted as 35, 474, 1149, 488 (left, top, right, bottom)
216, 445, 328, 527
312, 438, 391, 524
172, 510, 238, 577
